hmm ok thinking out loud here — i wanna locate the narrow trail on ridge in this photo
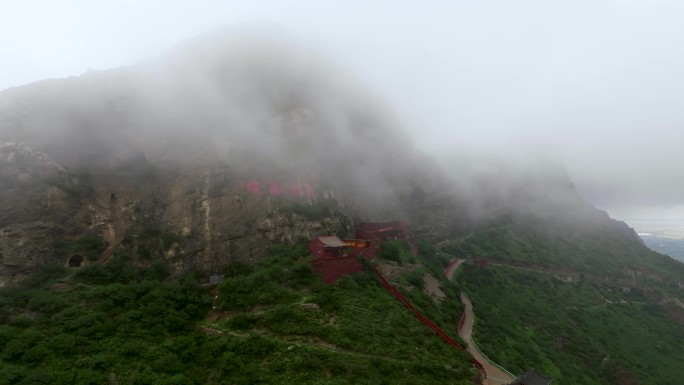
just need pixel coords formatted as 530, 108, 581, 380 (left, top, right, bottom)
445, 260, 514, 385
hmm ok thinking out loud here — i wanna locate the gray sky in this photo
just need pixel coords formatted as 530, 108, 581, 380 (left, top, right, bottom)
2, 0, 684, 226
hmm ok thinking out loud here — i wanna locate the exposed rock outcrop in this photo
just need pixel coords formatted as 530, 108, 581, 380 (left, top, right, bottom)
0, 33, 643, 285
0, 143, 83, 285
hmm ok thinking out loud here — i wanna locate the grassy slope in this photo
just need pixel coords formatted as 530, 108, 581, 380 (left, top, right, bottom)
211, 244, 473, 384
0, 245, 475, 385
459, 265, 684, 385
451, 212, 684, 303
452, 212, 684, 385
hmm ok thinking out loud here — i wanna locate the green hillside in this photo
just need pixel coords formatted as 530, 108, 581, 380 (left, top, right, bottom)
448, 213, 684, 385
0, 244, 475, 385
459, 264, 684, 385
3, 176, 684, 385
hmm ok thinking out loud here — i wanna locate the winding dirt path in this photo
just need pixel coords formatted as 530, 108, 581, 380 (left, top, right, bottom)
444, 258, 465, 280
459, 293, 513, 385
445, 259, 514, 385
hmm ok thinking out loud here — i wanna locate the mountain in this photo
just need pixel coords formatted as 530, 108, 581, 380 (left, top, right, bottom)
1, 33, 683, 384
0, 33, 464, 286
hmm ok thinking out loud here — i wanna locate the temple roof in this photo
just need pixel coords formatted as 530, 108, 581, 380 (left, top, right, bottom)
508, 369, 554, 385
317, 236, 349, 248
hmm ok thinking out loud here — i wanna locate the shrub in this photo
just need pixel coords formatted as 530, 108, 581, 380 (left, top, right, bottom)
223, 261, 253, 278
405, 270, 425, 289
21, 264, 67, 288
136, 245, 152, 260
144, 259, 170, 281
286, 262, 316, 287
313, 287, 341, 312
228, 314, 259, 330
377, 240, 414, 265
62, 235, 107, 261
74, 254, 135, 284
218, 277, 257, 310
122, 233, 135, 245
26, 292, 67, 314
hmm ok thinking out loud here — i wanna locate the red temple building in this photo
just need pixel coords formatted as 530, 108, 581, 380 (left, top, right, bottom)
310, 221, 413, 283
355, 221, 408, 243
309, 236, 370, 283
309, 236, 351, 259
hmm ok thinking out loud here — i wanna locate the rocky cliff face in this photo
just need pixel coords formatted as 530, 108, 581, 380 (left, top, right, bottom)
0, 142, 83, 283
0, 35, 462, 285
0, 138, 365, 285
0, 34, 646, 286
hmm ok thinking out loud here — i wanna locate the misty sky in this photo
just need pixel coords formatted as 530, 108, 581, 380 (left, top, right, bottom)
2, 0, 684, 227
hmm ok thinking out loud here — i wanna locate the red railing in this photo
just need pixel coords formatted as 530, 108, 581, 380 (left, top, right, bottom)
369, 265, 464, 350
368, 264, 486, 378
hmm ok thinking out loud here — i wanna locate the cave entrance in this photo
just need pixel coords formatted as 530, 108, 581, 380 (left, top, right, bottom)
68, 255, 84, 268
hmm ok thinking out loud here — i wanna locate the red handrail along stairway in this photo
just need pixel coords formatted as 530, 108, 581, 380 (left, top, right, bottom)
367, 264, 487, 382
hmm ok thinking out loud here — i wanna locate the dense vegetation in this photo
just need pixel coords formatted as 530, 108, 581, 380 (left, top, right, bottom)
211, 244, 473, 384
57, 235, 107, 262
454, 219, 644, 276
444, 213, 684, 385
0, 257, 210, 385
0, 245, 475, 385
448, 215, 684, 303
457, 264, 684, 385
6, 206, 682, 385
